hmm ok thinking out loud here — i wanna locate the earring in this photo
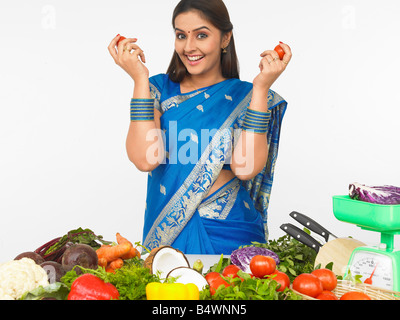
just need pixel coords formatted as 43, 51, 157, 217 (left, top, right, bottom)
222, 47, 227, 53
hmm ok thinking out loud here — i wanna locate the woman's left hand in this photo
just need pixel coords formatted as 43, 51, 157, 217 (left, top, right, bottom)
253, 42, 292, 91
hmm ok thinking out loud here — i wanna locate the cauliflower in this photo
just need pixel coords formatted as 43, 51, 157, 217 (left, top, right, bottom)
0, 257, 49, 300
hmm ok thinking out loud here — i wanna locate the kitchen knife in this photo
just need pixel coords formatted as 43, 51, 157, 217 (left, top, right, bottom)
289, 211, 338, 242
280, 223, 322, 253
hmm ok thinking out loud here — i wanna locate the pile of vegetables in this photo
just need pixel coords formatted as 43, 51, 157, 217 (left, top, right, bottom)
192, 235, 317, 300
1, 227, 381, 300
201, 254, 299, 300
0, 227, 109, 300
0, 227, 157, 300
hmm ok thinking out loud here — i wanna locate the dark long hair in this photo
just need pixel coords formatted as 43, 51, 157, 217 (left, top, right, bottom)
166, 0, 240, 82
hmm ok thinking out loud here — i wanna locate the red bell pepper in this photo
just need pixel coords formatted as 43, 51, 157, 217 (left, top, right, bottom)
67, 273, 119, 300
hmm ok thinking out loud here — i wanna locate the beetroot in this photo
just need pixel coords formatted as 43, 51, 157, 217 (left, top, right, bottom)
62, 244, 98, 274
40, 261, 66, 283
14, 251, 45, 265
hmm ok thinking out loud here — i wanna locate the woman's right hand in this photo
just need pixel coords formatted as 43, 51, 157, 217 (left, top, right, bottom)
108, 34, 149, 82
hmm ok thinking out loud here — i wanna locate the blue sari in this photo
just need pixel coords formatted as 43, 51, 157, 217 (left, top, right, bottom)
142, 73, 287, 254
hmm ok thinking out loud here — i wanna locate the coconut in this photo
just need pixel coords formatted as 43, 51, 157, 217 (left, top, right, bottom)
166, 266, 209, 291
143, 246, 190, 279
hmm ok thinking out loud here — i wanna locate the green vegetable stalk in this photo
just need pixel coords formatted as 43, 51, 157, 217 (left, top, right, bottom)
193, 259, 204, 274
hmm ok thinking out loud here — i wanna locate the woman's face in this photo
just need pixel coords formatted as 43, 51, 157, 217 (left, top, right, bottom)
174, 10, 230, 80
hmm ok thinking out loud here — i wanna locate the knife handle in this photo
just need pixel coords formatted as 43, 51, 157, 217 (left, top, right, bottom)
289, 211, 337, 242
280, 223, 321, 253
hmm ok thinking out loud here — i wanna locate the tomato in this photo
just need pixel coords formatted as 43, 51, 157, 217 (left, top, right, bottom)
274, 44, 285, 60
292, 273, 323, 298
117, 35, 126, 45
268, 270, 290, 292
249, 255, 276, 278
316, 290, 339, 300
205, 272, 230, 295
340, 291, 372, 300
222, 264, 241, 279
311, 268, 337, 291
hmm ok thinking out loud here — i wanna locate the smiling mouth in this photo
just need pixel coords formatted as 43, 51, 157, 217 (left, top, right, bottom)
186, 55, 204, 65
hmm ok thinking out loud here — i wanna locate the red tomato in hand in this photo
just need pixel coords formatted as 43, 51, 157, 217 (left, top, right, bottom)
311, 269, 337, 291
274, 44, 285, 60
117, 35, 126, 45
249, 255, 276, 278
292, 273, 323, 298
205, 272, 230, 295
340, 291, 372, 300
268, 270, 290, 292
316, 290, 339, 300
222, 264, 241, 279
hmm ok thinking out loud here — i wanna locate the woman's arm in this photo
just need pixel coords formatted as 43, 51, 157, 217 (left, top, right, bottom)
108, 35, 164, 172
125, 80, 164, 172
230, 42, 292, 180
230, 86, 269, 180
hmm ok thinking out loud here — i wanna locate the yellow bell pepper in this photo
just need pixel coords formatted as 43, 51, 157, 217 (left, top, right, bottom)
146, 282, 199, 300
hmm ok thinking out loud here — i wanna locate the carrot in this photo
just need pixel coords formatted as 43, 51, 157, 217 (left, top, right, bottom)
116, 232, 131, 245
122, 247, 140, 260
116, 232, 141, 259
97, 242, 132, 263
109, 258, 124, 270
105, 265, 116, 273
96, 244, 111, 256
98, 257, 108, 267
105, 258, 124, 273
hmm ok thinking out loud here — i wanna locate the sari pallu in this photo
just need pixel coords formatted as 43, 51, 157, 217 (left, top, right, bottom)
142, 74, 287, 254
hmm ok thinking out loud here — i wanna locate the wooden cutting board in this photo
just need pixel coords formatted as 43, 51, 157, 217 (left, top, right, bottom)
314, 237, 366, 276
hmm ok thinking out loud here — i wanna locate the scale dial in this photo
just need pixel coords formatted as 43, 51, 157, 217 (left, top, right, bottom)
348, 250, 393, 290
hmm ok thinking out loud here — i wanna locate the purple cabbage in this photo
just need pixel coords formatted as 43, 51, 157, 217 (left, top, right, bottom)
230, 246, 280, 274
349, 182, 400, 205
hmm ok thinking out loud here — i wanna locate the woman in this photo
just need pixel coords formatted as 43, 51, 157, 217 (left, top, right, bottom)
108, 0, 292, 254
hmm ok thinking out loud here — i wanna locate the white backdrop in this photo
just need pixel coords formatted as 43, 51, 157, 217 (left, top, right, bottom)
1, 0, 399, 262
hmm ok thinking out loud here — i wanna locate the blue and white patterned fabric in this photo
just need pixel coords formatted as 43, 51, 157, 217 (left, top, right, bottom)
141, 73, 287, 254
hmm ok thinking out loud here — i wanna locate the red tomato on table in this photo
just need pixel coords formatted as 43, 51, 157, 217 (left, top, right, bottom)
311, 268, 337, 291
316, 290, 339, 300
268, 270, 290, 292
249, 255, 276, 278
292, 273, 323, 298
222, 264, 241, 279
205, 272, 230, 295
340, 291, 372, 300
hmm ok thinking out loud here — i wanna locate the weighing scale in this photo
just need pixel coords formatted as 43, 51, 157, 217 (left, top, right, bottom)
333, 195, 400, 292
